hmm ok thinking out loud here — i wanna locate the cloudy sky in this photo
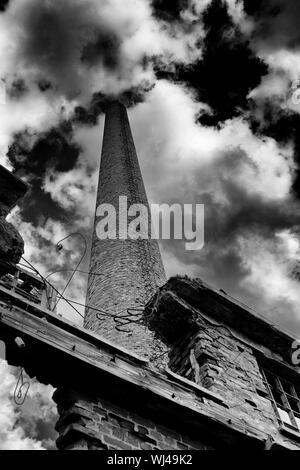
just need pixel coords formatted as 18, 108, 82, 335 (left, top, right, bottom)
1, 0, 300, 450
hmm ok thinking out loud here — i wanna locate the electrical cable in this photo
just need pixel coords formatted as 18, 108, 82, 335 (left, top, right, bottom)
17, 260, 220, 363
16, 263, 104, 310
52, 233, 87, 310
13, 293, 31, 407
8, 258, 264, 411
20, 257, 146, 329
63, 297, 145, 333
13, 367, 30, 406
9, 259, 254, 406
15, 258, 260, 363
45, 269, 104, 280
21, 257, 84, 319
14, 262, 53, 310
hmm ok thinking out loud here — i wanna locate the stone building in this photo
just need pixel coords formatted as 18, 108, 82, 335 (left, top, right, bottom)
0, 103, 300, 450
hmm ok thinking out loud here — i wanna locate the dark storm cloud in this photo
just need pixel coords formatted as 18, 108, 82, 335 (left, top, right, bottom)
0, 0, 9, 12
250, 104, 300, 199
151, 0, 190, 21
243, 0, 300, 51
118, 83, 156, 107
203, 175, 300, 243
37, 79, 52, 92
7, 122, 81, 224
0, 0, 172, 252
73, 100, 105, 126
243, 0, 263, 17
293, 262, 300, 281
81, 31, 121, 70
7, 79, 28, 100
1, 0, 162, 231
8, 124, 80, 178
170, 148, 300, 258
16, 393, 58, 450
17, 1, 85, 97
156, 0, 268, 124
74, 83, 155, 126
13, 0, 129, 99
2, 0, 163, 191
241, 0, 300, 206
159, 146, 300, 326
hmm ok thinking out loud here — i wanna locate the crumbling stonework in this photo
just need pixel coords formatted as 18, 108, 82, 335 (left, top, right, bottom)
0, 218, 24, 264
144, 276, 300, 449
0, 165, 27, 266
167, 328, 278, 436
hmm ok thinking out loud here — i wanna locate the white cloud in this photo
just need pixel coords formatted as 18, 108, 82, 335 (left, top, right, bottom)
131, 80, 294, 203
239, 231, 300, 319
0, 91, 74, 169
225, 0, 254, 35
248, 47, 300, 115
7, 207, 86, 324
0, 360, 54, 450
0, 0, 203, 174
129, 80, 300, 328
0, 0, 200, 101
43, 165, 97, 219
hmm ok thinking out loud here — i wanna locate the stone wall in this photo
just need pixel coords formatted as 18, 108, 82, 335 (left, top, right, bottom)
168, 327, 278, 437
52, 314, 300, 450
54, 388, 213, 450
144, 277, 300, 449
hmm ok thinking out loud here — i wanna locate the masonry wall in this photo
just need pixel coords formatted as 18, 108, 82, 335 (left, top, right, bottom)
47, 278, 300, 450
54, 388, 213, 450
53, 318, 300, 450
85, 101, 166, 360
168, 322, 300, 448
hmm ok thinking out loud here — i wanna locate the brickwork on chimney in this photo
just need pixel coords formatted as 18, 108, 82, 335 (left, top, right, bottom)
85, 101, 166, 360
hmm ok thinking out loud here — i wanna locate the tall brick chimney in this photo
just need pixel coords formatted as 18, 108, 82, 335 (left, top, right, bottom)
85, 101, 166, 359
